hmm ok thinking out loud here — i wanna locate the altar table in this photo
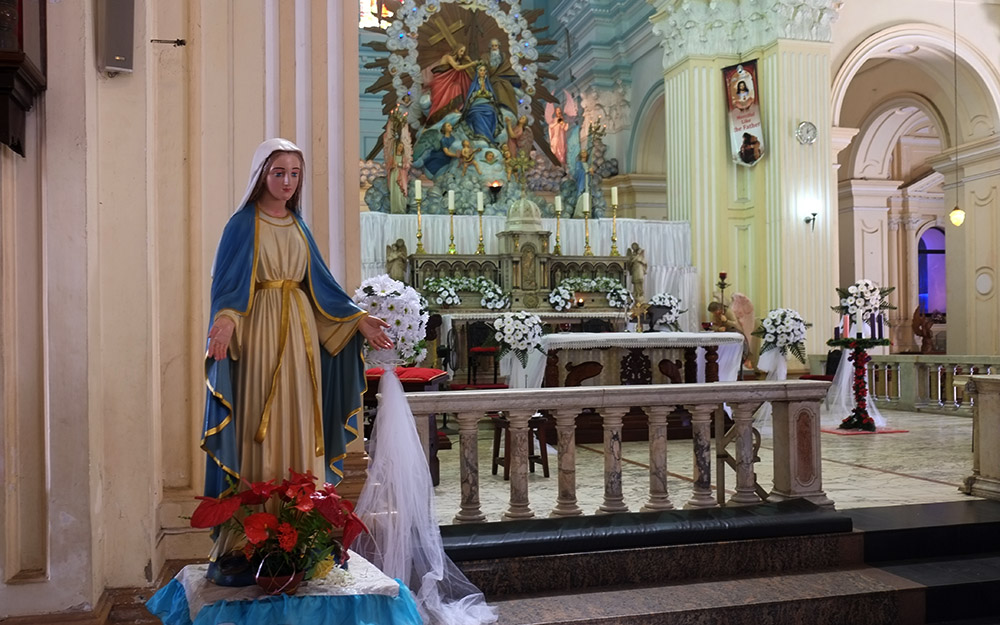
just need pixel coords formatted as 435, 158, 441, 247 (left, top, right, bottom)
503, 331, 745, 389
145, 551, 422, 625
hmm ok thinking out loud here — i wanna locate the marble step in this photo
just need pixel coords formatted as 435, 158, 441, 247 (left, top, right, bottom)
876, 552, 1000, 624
491, 565, 924, 625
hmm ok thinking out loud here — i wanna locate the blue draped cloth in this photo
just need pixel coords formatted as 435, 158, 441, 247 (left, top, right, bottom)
202, 205, 367, 497
146, 574, 422, 625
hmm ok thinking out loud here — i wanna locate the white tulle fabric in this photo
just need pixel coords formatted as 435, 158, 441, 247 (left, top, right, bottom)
823, 324, 886, 428
353, 368, 498, 625
752, 349, 788, 431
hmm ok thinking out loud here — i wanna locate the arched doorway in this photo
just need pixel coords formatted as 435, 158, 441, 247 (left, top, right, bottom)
918, 227, 946, 315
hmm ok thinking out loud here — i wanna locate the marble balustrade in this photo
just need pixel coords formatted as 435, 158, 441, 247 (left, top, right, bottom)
812, 353, 1000, 413
403, 381, 833, 524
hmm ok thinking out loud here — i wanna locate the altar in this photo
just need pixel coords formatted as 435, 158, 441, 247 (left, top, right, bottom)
503, 331, 745, 389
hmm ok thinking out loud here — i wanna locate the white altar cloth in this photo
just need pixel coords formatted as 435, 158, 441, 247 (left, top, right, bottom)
502, 331, 745, 388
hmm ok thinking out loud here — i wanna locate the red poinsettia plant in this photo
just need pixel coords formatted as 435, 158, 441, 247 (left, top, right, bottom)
190, 469, 368, 579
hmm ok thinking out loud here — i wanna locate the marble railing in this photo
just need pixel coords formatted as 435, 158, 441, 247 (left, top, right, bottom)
810, 354, 1000, 413
404, 381, 833, 524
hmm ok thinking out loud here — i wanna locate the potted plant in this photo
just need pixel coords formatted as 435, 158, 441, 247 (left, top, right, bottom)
190, 469, 368, 595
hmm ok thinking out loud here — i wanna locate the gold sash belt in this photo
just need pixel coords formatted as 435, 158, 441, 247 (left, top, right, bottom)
252, 279, 324, 459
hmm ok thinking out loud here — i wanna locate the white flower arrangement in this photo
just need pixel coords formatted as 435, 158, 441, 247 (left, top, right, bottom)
354, 274, 429, 366
648, 293, 686, 331
424, 276, 509, 310
752, 308, 811, 364
833, 278, 895, 321
493, 310, 545, 367
548, 277, 631, 311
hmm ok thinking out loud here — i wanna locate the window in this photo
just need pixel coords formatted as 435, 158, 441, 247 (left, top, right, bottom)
918, 227, 945, 314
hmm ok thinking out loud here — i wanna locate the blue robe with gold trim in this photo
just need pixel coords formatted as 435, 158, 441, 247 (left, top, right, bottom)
202, 205, 366, 497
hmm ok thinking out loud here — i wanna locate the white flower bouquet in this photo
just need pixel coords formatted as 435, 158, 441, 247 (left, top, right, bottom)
492, 311, 545, 367
354, 274, 429, 366
548, 277, 630, 311
752, 308, 811, 364
648, 293, 685, 331
833, 278, 895, 321
424, 276, 508, 310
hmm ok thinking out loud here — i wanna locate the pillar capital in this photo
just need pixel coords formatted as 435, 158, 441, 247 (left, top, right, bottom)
648, 0, 842, 71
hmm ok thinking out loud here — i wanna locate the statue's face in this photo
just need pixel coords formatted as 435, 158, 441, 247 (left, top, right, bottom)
443, 122, 452, 133
263, 152, 301, 204
456, 45, 466, 57
519, 116, 528, 125
477, 65, 487, 77
491, 40, 500, 51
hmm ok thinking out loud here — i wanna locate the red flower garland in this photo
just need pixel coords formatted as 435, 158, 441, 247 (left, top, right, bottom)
839, 343, 876, 431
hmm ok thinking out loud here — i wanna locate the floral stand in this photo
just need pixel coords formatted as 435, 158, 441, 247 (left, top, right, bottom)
826, 337, 891, 431
145, 552, 422, 625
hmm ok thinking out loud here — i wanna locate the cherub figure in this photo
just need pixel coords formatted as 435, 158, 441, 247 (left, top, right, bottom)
460, 140, 482, 176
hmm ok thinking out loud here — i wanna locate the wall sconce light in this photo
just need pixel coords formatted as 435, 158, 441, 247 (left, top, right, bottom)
804, 212, 818, 230
949, 205, 966, 227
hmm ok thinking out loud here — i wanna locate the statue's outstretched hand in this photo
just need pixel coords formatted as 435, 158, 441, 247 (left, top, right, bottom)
359, 315, 394, 351
207, 317, 236, 361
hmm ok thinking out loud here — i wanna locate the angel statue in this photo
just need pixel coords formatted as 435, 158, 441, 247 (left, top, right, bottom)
386, 238, 408, 284
412, 121, 461, 179
625, 242, 647, 302
383, 108, 412, 214
545, 103, 570, 167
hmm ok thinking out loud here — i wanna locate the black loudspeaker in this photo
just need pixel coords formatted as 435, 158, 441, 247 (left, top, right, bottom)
97, 0, 135, 74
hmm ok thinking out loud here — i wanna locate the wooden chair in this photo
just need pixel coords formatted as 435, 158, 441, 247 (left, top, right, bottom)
467, 320, 499, 384
491, 412, 550, 481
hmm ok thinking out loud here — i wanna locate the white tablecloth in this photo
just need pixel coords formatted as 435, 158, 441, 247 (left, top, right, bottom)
502, 331, 745, 388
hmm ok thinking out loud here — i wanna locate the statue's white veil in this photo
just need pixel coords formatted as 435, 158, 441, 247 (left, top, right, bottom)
353, 368, 498, 625
211, 138, 303, 278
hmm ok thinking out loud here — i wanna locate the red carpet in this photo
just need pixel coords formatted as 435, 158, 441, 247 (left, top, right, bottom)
821, 427, 909, 436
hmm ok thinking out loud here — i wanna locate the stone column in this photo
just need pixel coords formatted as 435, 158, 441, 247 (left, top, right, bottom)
962, 376, 1000, 500
453, 411, 486, 524
929, 138, 1000, 355
685, 404, 718, 509
503, 410, 535, 520
769, 400, 834, 507
642, 406, 674, 511
550, 409, 583, 517
598, 409, 629, 514
727, 403, 762, 505
649, 0, 842, 351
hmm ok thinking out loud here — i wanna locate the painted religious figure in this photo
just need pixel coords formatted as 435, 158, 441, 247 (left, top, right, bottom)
722, 61, 765, 166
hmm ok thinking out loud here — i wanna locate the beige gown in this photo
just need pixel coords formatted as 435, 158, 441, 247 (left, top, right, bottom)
217, 209, 360, 486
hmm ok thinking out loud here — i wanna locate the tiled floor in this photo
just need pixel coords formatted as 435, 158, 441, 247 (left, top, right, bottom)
432, 408, 977, 525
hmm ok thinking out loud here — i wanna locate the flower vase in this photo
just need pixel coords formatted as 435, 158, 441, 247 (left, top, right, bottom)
256, 570, 305, 596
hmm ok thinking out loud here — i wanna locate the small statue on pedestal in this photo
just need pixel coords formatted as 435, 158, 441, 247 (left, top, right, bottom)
386, 238, 408, 284
625, 242, 647, 303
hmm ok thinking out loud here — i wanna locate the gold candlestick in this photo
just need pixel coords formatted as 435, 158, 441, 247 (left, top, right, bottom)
583, 208, 593, 256
610, 202, 620, 256
447, 206, 457, 255
553, 207, 562, 255
475, 206, 485, 255
415, 198, 425, 254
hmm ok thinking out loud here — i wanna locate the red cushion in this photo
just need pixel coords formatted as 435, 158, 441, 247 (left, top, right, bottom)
365, 366, 447, 384
469, 346, 498, 353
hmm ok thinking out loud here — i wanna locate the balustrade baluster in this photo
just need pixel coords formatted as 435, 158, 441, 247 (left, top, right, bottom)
893, 362, 902, 401
597, 408, 629, 514
502, 410, 535, 520
953, 365, 962, 408
452, 411, 486, 524
937, 364, 946, 406
642, 405, 674, 511
550, 409, 583, 517
685, 404, 717, 509
728, 403, 762, 505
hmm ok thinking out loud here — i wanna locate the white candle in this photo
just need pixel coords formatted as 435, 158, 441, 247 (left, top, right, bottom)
554, 196, 562, 214
414, 179, 422, 200
584, 194, 591, 215
611, 186, 618, 206
477, 191, 484, 213
447, 189, 455, 212
855, 310, 863, 337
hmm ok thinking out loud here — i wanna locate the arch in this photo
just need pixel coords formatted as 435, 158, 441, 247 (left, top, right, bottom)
847, 94, 946, 180
831, 23, 1000, 146
628, 81, 666, 174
